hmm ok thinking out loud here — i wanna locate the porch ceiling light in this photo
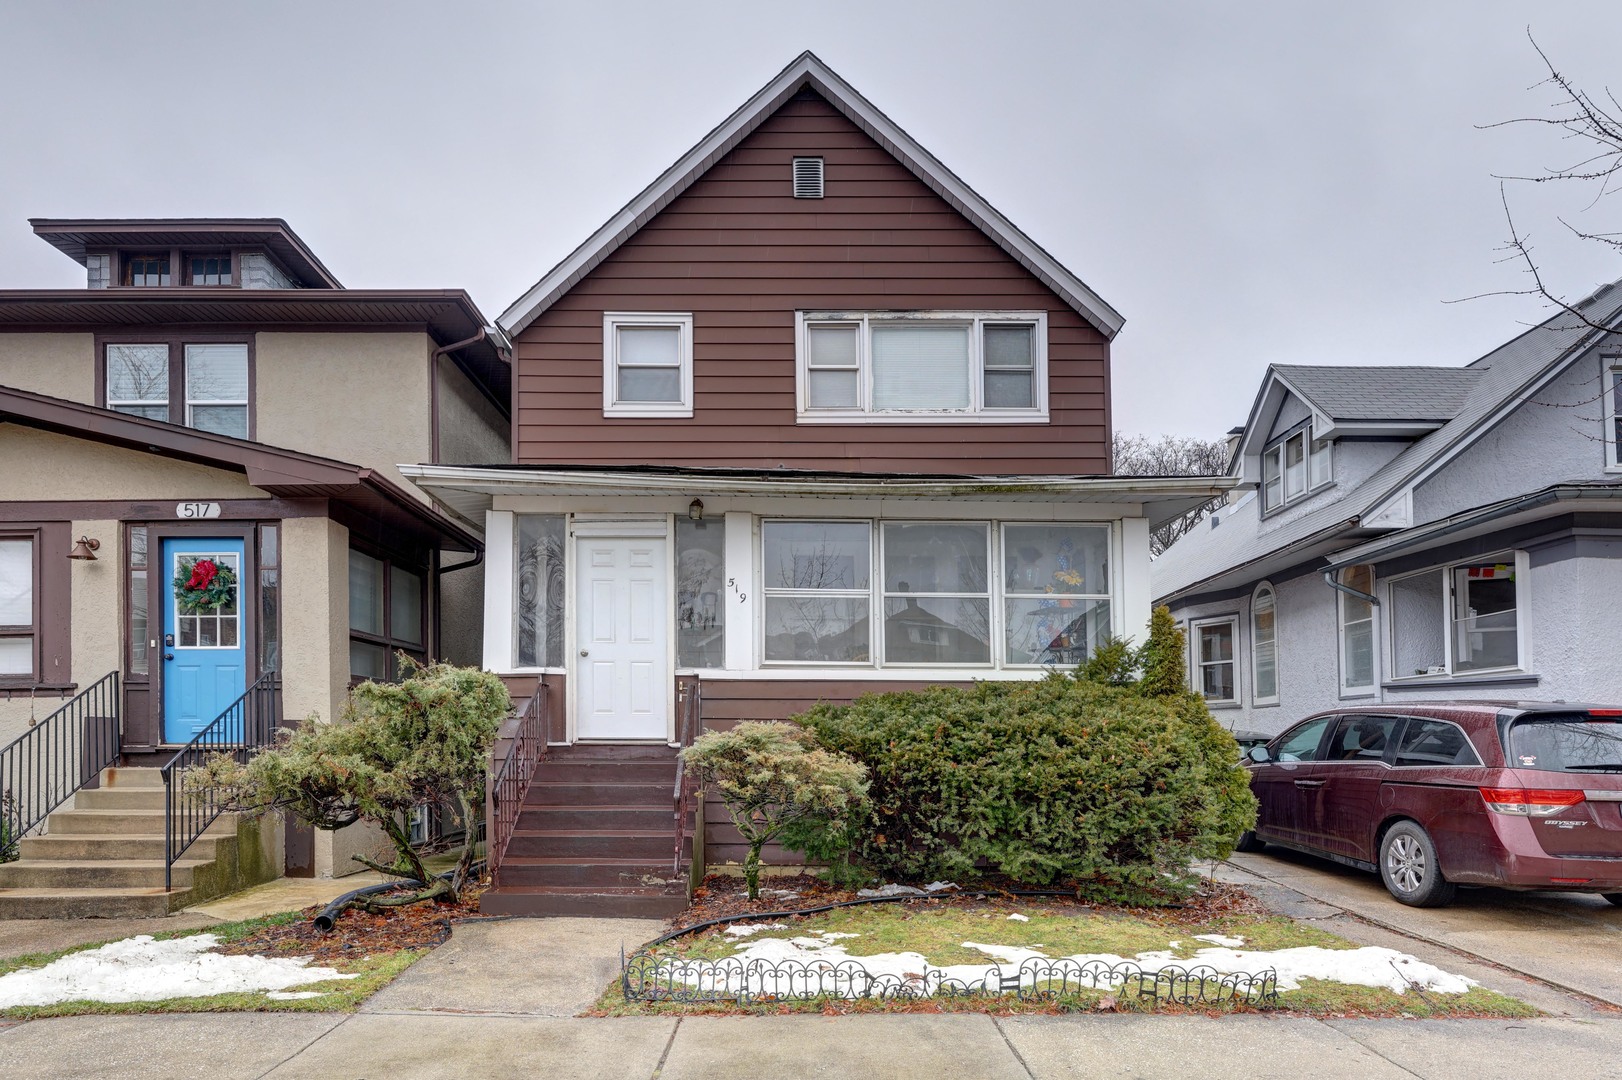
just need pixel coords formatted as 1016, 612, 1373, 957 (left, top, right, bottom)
68, 536, 101, 561
688, 498, 704, 522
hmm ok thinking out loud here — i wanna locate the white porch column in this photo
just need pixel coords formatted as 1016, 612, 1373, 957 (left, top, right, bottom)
722, 510, 754, 671
1120, 516, 1152, 644
483, 510, 514, 672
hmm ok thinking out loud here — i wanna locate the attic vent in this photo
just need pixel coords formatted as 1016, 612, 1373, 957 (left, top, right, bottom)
792, 157, 824, 198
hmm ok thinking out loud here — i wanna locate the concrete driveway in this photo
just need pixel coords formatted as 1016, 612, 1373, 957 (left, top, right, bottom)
1224, 847, 1622, 1007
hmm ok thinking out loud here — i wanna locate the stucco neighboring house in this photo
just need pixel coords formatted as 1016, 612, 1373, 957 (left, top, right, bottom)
0, 219, 509, 913
1153, 279, 1622, 736
404, 52, 1229, 916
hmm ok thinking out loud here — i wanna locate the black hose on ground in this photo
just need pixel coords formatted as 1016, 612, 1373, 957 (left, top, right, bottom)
311, 859, 488, 932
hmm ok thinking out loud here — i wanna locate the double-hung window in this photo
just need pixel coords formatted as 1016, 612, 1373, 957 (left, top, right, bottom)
1261, 425, 1332, 512
1191, 616, 1238, 704
1338, 564, 1376, 694
797, 311, 1047, 421
0, 537, 36, 680
104, 339, 251, 438
1607, 362, 1622, 470
602, 313, 693, 417
1387, 554, 1525, 680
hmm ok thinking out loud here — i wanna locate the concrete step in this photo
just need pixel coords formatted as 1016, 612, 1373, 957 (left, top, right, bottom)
0, 887, 195, 919
495, 857, 682, 890
73, 787, 169, 811
45, 808, 237, 836
17, 833, 223, 862
505, 830, 672, 861
479, 886, 686, 919
99, 767, 167, 789
524, 780, 671, 808
0, 858, 208, 890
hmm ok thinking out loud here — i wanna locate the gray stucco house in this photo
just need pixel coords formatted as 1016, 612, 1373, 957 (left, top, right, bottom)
1153, 279, 1622, 734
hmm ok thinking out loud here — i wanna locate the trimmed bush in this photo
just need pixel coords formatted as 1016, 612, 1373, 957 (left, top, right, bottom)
793, 673, 1256, 904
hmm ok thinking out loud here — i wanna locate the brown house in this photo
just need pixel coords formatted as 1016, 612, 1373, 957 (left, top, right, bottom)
406, 54, 1226, 916
0, 219, 508, 913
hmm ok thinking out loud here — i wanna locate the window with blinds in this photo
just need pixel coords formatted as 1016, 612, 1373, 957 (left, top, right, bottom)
797, 311, 1047, 421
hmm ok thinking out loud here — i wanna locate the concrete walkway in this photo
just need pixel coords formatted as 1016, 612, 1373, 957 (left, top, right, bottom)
7, 867, 1622, 1078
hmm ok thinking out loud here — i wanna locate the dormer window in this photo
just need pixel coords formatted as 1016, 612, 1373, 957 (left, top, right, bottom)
186, 253, 233, 286
122, 253, 171, 287
1262, 425, 1331, 512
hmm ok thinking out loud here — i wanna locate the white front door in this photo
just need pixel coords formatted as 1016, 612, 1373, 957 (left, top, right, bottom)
575, 533, 670, 740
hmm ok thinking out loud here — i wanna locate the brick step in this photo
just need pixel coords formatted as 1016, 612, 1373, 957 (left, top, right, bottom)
494, 857, 683, 890
518, 804, 672, 832
45, 809, 237, 836
505, 830, 672, 861
532, 761, 677, 784
0, 887, 196, 919
0, 858, 209, 890
479, 886, 686, 919
523, 781, 671, 808
17, 833, 225, 862
73, 788, 170, 811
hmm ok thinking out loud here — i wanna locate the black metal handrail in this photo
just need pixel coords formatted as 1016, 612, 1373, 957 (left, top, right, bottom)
489, 682, 547, 888
0, 672, 121, 861
161, 672, 279, 889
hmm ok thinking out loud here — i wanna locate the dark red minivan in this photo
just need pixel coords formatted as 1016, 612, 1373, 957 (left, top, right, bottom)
1239, 703, 1622, 907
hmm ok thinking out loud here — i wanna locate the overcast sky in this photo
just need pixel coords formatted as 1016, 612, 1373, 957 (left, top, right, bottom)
2, 1, 1618, 438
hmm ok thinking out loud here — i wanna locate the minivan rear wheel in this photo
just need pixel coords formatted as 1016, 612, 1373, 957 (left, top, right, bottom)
1379, 821, 1456, 907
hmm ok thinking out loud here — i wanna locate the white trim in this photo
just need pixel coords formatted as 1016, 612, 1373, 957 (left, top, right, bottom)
484, 510, 515, 672
1189, 614, 1240, 705
722, 511, 756, 670
1383, 549, 1529, 683
1249, 581, 1279, 706
1337, 565, 1377, 696
497, 52, 1124, 340
794, 310, 1049, 423
602, 312, 693, 418
1119, 517, 1150, 644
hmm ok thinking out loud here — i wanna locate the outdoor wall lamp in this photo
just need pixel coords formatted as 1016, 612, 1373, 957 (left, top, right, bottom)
67, 536, 101, 561
688, 499, 705, 522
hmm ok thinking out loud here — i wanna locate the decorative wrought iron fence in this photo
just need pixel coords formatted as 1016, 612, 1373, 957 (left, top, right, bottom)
0, 672, 121, 861
672, 675, 702, 875
489, 681, 548, 887
161, 671, 279, 889
622, 950, 1279, 1008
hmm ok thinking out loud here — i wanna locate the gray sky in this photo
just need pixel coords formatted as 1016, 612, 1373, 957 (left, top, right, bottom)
3, 1, 1618, 439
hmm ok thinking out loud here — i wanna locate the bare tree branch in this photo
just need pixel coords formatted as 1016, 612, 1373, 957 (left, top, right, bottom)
1112, 433, 1231, 556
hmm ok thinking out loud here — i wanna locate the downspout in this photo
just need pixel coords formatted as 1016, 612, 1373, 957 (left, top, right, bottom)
1322, 569, 1378, 606
429, 327, 489, 465
432, 548, 484, 665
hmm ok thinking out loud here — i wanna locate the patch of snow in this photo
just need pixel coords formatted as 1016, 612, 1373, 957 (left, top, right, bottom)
721, 922, 789, 938
855, 881, 959, 898
1006, 913, 1030, 922
924, 881, 957, 893
1193, 933, 1245, 948
266, 991, 325, 1001
960, 942, 1049, 965
0, 935, 359, 1007
819, 932, 861, 941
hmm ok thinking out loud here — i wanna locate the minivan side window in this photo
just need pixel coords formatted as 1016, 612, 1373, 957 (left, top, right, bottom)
1394, 719, 1481, 767
1326, 714, 1400, 763
1274, 716, 1335, 762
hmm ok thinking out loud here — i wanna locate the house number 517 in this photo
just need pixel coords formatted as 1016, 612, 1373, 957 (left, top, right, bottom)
175, 502, 222, 519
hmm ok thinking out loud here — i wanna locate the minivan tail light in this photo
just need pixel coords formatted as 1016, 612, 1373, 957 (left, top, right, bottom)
1480, 787, 1586, 816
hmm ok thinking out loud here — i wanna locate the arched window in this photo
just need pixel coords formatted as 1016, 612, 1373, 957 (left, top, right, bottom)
1251, 583, 1278, 705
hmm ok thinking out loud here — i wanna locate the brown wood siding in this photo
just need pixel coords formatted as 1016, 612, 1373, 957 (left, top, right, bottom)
697, 676, 969, 866
514, 91, 1111, 475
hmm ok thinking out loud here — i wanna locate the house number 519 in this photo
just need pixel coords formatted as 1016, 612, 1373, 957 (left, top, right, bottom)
727, 577, 746, 603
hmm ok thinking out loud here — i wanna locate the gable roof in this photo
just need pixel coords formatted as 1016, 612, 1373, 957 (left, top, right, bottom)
1154, 279, 1622, 603
1271, 365, 1482, 423
498, 52, 1124, 340
31, 218, 342, 289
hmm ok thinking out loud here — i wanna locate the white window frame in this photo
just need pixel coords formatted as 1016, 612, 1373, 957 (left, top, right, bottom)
794, 310, 1049, 423
1384, 550, 1529, 681
1261, 423, 1332, 513
1250, 582, 1279, 706
1190, 615, 1240, 705
757, 517, 1116, 671
602, 312, 694, 418
1605, 361, 1622, 471
182, 343, 250, 435
1338, 564, 1377, 696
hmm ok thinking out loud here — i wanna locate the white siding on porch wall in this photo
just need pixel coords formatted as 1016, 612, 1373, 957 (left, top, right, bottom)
482, 494, 1155, 683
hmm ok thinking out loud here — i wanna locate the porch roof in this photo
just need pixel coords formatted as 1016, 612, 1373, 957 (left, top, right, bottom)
0, 386, 480, 553
397, 462, 1235, 532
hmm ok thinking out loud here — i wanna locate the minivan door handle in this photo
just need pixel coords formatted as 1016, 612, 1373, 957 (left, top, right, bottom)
1294, 779, 1325, 788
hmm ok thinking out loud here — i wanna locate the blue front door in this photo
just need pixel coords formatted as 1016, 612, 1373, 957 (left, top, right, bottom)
162, 537, 247, 743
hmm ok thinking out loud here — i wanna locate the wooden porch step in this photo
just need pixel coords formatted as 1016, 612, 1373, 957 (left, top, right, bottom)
495, 856, 684, 890
532, 760, 679, 784
505, 829, 673, 861
519, 804, 673, 831
479, 886, 687, 919
523, 780, 672, 807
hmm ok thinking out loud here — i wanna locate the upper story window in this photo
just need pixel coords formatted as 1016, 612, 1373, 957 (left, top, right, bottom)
103, 338, 251, 439
122, 253, 171, 287
1606, 362, 1622, 470
187, 253, 233, 286
602, 312, 693, 418
1262, 424, 1331, 511
795, 311, 1048, 423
